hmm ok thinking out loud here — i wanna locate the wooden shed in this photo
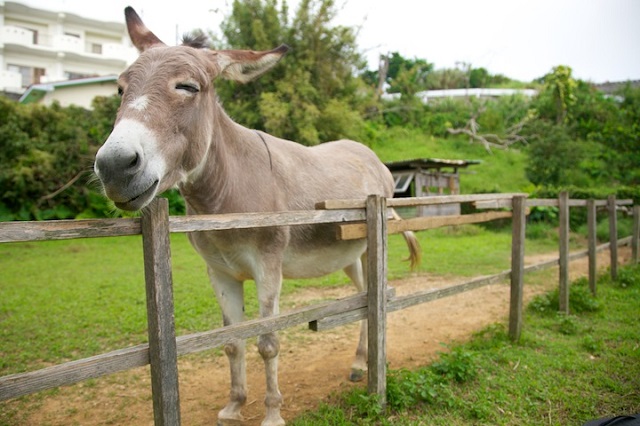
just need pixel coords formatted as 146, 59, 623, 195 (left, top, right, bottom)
385, 158, 481, 216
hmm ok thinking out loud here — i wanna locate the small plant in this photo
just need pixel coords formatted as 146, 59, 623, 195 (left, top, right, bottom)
528, 292, 553, 314
569, 278, 602, 313
556, 313, 579, 335
582, 334, 604, 354
613, 264, 640, 288
431, 346, 478, 383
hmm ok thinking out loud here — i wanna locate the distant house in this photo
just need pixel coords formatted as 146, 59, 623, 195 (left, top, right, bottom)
593, 80, 640, 96
19, 74, 117, 108
386, 158, 481, 216
0, 0, 134, 104
382, 88, 538, 103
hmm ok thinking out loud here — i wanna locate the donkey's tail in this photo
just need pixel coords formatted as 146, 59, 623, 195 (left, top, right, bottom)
391, 209, 421, 270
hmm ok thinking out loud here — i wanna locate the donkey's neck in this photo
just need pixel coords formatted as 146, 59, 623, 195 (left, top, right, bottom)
178, 107, 273, 215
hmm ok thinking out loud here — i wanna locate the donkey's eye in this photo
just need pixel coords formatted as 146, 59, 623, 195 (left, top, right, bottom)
117, 86, 124, 96
176, 83, 200, 93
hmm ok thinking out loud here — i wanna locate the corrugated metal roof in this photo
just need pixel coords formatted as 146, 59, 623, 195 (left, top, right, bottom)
385, 158, 481, 172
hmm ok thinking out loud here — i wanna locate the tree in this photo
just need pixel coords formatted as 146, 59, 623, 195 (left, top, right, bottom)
363, 52, 434, 97
213, 0, 370, 145
537, 65, 577, 124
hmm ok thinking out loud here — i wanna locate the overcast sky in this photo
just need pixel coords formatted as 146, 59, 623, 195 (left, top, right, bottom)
19, 0, 640, 83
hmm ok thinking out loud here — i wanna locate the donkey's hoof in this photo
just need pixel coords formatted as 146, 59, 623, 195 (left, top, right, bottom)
349, 368, 366, 382
217, 411, 244, 426
261, 414, 286, 426
217, 418, 244, 426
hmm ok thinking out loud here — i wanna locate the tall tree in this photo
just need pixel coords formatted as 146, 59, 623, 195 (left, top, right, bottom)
213, 0, 369, 145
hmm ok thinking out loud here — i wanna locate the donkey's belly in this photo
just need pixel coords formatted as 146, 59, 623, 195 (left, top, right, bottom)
282, 239, 366, 279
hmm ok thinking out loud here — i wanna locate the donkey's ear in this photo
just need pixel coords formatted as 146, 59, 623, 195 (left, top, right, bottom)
125, 7, 166, 52
211, 45, 290, 83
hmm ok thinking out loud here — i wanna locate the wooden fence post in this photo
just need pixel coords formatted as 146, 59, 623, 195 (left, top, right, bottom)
366, 194, 387, 407
632, 205, 639, 265
509, 195, 526, 341
608, 195, 618, 280
587, 199, 597, 296
558, 191, 570, 314
141, 198, 181, 426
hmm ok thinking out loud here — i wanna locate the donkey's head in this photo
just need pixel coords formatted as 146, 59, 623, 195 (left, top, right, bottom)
94, 7, 288, 210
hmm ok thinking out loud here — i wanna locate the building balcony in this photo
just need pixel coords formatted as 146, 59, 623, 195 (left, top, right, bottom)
0, 69, 23, 93
1, 25, 36, 46
52, 33, 83, 53
1, 26, 134, 64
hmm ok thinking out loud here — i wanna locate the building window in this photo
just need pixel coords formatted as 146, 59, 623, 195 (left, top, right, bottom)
7, 65, 46, 87
91, 43, 103, 54
64, 71, 94, 80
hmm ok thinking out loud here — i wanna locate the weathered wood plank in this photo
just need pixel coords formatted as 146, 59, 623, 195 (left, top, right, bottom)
338, 211, 513, 241
317, 193, 528, 210
141, 199, 181, 426
308, 288, 395, 331
0, 345, 149, 401
390, 271, 511, 313
366, 195, 387, 405
168, 209, 366, 233
0, 218, 141, 243
509, 196, 526, 341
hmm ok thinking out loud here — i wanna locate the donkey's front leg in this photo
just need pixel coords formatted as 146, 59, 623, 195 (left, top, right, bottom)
210, 271, 247, 425
256, 268, 285, 426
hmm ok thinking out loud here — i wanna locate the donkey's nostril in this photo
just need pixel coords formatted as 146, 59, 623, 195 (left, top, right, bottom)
129, 152, 140, 168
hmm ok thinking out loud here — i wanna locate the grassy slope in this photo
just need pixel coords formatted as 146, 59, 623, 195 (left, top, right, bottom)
368, 127, 531, 194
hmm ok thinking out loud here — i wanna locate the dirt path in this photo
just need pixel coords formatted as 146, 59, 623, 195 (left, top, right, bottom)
17, 248, 631, 426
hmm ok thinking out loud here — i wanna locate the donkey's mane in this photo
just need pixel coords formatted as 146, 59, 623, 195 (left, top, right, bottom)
181, 33, 210, 49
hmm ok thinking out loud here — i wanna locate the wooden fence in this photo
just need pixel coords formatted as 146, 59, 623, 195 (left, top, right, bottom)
1, 192, 638, 424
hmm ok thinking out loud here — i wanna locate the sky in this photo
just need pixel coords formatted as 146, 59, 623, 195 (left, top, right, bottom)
18, 0, 640, 83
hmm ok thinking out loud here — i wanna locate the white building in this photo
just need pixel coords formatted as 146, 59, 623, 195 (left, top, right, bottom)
0, 0, 135, 106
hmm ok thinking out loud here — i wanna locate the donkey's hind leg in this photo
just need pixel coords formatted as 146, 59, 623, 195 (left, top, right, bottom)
343, 254, 368, 382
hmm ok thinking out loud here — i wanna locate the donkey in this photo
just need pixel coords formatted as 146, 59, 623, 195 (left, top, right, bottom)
94, 7, 420, 426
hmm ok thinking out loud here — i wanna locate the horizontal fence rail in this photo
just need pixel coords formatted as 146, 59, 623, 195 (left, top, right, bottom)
1, 193, 639, 425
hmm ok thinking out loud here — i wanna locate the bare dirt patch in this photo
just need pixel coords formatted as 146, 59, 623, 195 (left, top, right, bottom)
15, 248, 630, 426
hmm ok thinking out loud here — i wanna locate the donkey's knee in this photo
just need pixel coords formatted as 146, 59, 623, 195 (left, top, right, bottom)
257, 333, 280, 360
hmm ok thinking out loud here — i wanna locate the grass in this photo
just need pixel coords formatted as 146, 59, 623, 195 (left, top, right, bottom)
368, 128, 531, 194
290, 263, 640, 425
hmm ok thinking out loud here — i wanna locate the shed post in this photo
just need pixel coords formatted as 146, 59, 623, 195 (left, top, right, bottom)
608, 195, 618, 280
587, 199, 597, 296
509, 195, 526, 341
141, 198, 181, 426
366, 194, 387, 407
558, 192, 570, 314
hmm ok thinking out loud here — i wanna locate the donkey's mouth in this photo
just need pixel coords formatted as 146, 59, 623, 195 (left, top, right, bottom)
114, 179, 159, 211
